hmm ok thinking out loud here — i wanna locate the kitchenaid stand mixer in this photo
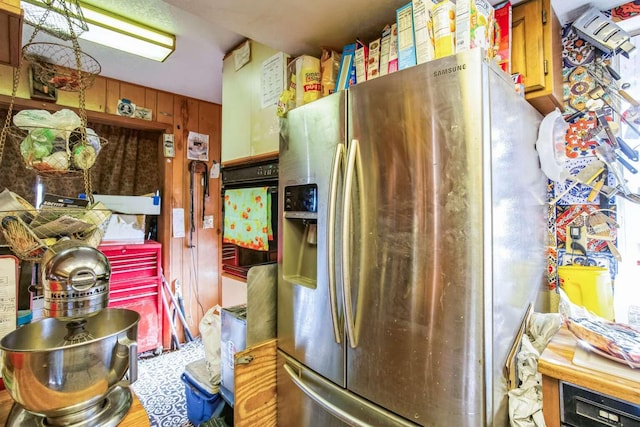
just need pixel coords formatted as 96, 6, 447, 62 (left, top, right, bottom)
0, 240, 140, 426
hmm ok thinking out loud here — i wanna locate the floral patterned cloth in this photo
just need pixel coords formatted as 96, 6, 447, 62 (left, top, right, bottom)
223, 187, 272, 251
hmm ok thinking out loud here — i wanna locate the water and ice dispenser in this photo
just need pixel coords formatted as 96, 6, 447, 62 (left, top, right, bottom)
282, 184, 318, 288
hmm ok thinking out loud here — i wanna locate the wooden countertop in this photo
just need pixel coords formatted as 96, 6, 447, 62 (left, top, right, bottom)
0, 387, 150, 426
538, 325, 640, 405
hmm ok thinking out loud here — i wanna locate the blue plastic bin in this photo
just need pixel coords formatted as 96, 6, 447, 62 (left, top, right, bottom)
181, 371, 221, 425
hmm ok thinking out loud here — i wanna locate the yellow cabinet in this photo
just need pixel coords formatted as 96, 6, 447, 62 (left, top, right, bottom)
511, 0, 563, 115
221, 41, 286, 164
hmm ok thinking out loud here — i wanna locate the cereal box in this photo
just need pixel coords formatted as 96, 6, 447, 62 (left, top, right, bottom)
493, 1, 512, 73
455, 0, 495, 53
431, 1, 456, 59
412, 0, 437, 64
396, 2, 417, 70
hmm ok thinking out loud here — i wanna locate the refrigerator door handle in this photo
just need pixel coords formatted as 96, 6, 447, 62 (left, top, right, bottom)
283, 363, 360, 425
342, 139, 359, 348
283, 360, 419, 427
328, 142, 345, 344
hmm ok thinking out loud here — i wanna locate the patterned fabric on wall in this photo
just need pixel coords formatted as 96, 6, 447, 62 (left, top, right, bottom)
0, 110, 161, 204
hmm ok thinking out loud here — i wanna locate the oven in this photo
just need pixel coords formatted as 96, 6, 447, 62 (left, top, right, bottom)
221, 159, 278, 280
561, 381, 640, 427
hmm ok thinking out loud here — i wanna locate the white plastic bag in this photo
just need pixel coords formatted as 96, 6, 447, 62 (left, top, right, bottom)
199, 305, 222, 384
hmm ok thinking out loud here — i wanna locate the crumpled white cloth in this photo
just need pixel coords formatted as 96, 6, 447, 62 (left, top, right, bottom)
508, 312, 562, 427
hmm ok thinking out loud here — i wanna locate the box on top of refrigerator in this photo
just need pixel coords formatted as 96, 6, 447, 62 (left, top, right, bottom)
412, 0, 437, 64
396, 2, 417, 70
455, 0, 495, 54
431, 0, 456, 59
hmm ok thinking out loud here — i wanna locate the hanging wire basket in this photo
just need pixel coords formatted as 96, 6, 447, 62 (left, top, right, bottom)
7, 124, 108, 177
21, 0, 88, 41
0, 193, 112, 262
23, 42, 101, 91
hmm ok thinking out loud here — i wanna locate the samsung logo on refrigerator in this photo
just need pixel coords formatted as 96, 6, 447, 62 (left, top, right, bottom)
433, 64, 467, 77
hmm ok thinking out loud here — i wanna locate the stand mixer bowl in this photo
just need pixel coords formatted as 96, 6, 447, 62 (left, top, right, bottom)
0, 308, 139, 419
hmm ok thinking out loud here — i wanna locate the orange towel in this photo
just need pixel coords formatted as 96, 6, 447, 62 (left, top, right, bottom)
223, 187, 272, 251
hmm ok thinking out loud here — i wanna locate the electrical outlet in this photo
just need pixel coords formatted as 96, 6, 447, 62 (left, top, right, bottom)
566, 225, 587, 255
203, 215, 214, 229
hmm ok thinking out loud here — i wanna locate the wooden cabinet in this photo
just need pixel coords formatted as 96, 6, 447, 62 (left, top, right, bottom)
100, 241, 164, 354
538, 327, 640, 427
0, 0, 22, 68
233, 339, 277, 427
512, 0, 563, 115
221, 41, 285, 164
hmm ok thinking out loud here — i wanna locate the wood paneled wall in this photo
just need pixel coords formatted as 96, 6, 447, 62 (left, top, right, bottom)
0, 62, 222, 348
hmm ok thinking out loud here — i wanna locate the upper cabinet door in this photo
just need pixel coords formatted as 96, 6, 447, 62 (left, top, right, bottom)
0, 1, 22, 68
511, 0, 563, 114
512, 0, 545, 92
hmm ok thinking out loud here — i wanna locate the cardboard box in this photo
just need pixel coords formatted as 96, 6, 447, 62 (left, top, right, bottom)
91, 194, 161, 215
388, 23, 399, 73
379, 25, 393, 77
220, 304, 247, 396
493, 1, 512, 73
455, 0, 495, 54
396, 3, 417, 70
413, 0, 437, 64
101, 214, 146, 245
367, 38, 381, 80
335, 43, 357, 91
431, 0, 456, 58
354, 41, 369, 84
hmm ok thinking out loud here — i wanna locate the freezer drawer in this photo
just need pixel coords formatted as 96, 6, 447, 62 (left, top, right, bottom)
277, 350, 419, 427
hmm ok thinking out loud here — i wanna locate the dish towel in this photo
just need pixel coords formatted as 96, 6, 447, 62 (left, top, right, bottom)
223, 187, 272, 251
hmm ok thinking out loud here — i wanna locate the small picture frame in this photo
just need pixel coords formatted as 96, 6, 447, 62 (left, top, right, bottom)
28, 65, 57, 102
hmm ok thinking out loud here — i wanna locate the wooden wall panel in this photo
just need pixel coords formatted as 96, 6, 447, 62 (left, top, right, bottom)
156, 91, 174, 125
105, 79, 120, 115
144, 89, 157, 121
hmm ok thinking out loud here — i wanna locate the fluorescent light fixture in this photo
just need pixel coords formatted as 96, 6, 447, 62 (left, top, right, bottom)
21, 0, 176, 62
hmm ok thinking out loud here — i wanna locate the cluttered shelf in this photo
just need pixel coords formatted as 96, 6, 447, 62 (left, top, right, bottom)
0, 94, 170, 132
538, 325, 640, 427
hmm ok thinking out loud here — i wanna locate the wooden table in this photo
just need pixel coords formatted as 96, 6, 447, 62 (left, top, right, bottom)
538, 326, 640, 427
0, 387, 150, 426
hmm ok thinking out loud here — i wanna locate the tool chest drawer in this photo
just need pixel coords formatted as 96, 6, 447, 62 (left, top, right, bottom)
99, 241, 162, 281
100, 240, 163, 354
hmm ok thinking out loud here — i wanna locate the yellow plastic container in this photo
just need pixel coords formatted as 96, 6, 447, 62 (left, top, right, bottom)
558, 265, 614, 321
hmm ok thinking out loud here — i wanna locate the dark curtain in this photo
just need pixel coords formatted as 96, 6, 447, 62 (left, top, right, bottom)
0, 110, 161, 204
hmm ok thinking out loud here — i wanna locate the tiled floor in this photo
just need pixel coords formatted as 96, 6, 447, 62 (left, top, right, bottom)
132, 338, 205, 426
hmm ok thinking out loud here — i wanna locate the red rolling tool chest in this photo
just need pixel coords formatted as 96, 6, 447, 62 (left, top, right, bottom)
99, 240, 163, 354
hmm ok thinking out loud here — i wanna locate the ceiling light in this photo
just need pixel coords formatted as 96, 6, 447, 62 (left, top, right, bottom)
21, 0, 176, 62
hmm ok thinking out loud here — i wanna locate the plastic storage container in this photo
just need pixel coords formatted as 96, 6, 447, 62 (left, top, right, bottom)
181, 359, 222, 425
558, 265, 614, 321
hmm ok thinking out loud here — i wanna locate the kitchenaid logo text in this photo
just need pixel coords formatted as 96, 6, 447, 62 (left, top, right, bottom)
433, 64, 467, 77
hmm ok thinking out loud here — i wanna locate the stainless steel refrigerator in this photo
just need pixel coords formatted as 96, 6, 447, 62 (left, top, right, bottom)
277, 49, 547, 427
